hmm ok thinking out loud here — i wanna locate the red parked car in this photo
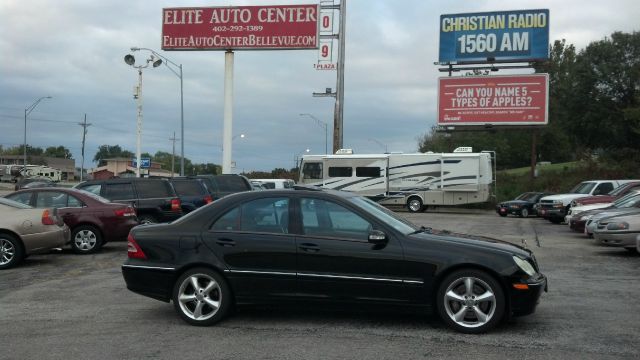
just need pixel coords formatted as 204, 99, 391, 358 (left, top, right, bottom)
4, 188, 138, 254
571, 181, 640, 208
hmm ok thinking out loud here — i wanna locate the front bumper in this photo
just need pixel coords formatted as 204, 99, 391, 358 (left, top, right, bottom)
593, 232, 639, 248
509, 273, 548, 317
538, 207, 565, 220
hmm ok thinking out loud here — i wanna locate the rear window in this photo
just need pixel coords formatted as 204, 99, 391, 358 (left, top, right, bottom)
172, 180, 207, 196
215, 176, 250, 192
136, 180, 173, 198
0, 197, 32, 209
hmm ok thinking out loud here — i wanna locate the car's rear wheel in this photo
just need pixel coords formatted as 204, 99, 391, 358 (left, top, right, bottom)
520, 208, 529, 218
71, 225, 102, 254
436, 269, 505, 334
407, 197, 424, 213
0, 234, 23, 269
173, 268, 231, 326
138, 214, 158, 225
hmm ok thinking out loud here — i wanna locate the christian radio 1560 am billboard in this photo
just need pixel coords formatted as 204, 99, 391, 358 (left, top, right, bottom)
439, 9, 549, 64
438, 74, 549, 126
162, 5, 319, 50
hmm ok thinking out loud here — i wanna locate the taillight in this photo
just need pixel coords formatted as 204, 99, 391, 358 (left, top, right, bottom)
41, 209, 56, 225
127, 233, 147, 259
171, 198, 181, 212
115, 206, 136, 217
204, 195, 213, 204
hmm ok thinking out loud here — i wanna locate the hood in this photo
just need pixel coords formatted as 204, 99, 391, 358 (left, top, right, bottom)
591, 207, 640, 222
571, 203, 612, 214
500, 200, 530, 206
540, 194, 586, 202
412, 229, 531, 258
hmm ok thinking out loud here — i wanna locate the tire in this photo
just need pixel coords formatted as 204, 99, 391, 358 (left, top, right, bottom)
0, 234, 24, 270
520, 208, 529, 218
138, 214, 158, 225
172, 268, 232, 326
407, 197, 424, 213
71, 225, 103, 254
436, 269, 505, 334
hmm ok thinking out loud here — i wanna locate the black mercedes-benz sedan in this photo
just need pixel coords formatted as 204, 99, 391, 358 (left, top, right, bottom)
122, 187, 547, 333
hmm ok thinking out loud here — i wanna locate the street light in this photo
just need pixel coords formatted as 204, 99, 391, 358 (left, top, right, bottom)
131, 47, 185, 176
124, 52, 162, 177
294, 148, 311, 170
24, 96, 52, 166
368, 138, 388, 153
299, 113, 328, 154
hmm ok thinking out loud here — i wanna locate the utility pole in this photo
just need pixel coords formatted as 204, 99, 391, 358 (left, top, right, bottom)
169, 131, 179, 177
78, 114, 91, 182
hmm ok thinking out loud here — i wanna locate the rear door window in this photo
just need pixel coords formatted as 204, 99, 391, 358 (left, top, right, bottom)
215, 176, 250, 192
136, 180, 172, 198
103, 183, 135, 200
172, 180, 206, 196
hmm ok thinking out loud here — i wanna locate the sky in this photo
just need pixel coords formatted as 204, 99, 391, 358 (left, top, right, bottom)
1, 0, 639, 173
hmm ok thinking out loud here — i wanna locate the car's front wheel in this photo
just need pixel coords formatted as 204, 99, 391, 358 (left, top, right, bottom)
407, 197, 424, 213
436, 269, 505, 333
173, 268, 231, 326
520, 208, 529, 218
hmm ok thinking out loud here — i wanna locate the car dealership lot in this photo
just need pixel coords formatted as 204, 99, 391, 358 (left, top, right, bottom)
1, 210, 639, 360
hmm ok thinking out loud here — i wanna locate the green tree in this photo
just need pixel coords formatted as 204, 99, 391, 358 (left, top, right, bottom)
44, 146, 73, 159
93, 145, 133, 166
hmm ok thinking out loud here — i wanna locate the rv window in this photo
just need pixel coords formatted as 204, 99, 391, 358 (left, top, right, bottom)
356, 167, 381, 178
302, 162, 323, 180
328, 167, 352, 177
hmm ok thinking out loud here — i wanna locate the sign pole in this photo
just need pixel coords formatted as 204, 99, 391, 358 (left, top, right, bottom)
334, 0, 346, 153
222, 50, 234, 174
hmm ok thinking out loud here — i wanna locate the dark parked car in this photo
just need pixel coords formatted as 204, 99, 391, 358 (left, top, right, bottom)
5, 188, 138, 254
122, 187, 547, 333
496, 192, 552, 218
75, 178, 182, 224
168, 178, 213, 213
193, 174, 253, 201
14, 177, 56, 191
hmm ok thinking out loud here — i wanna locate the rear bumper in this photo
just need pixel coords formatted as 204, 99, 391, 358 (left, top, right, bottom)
22, 226, 70, 254
509, 274, 547, 317
121, 264, 176, 302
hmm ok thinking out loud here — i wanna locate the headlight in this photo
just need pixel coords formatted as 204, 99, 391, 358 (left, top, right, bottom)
580, 214, 593, 221
511, 204, 520, 209
513, 256, 536, 276
607, 222, 629, 230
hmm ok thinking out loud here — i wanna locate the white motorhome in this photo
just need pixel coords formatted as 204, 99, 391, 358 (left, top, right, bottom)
298, 148, 494, 212
19, 165, 62, 182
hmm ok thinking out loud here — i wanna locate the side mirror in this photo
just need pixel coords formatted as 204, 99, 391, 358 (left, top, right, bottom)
368, 230, 388, 244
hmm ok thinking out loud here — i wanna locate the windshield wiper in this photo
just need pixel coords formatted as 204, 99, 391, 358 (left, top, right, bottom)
410, 226, 432, 234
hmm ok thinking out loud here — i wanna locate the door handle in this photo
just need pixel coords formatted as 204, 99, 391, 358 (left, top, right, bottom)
215, 238, 236, 247
299, 243, 320, 252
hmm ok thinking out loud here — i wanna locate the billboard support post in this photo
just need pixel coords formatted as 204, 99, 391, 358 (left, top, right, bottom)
333, 0, 346, 154
222, 50, 234, 174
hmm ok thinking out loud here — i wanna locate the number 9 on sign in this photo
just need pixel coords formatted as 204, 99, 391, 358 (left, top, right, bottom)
319, 42, 332, 61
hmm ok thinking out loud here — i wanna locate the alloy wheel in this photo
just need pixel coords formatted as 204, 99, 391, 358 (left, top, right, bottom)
443, 276, 497, 329
0, 239, 15, 265
177, 273, 222, 321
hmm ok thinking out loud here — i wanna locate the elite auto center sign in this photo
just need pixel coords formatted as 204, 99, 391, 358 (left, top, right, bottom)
162, 5, 319, 50
438, 74, 549, 126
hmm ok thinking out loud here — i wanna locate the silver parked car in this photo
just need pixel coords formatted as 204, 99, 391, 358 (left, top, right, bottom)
593, 212, 640, 252
0, 198, 70, 269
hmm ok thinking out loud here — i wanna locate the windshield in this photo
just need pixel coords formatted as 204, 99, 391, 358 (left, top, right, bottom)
613, 192, 640, 208
515, 192, 539, 202
349, 197, 418, 235
569, 182, 596, 194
